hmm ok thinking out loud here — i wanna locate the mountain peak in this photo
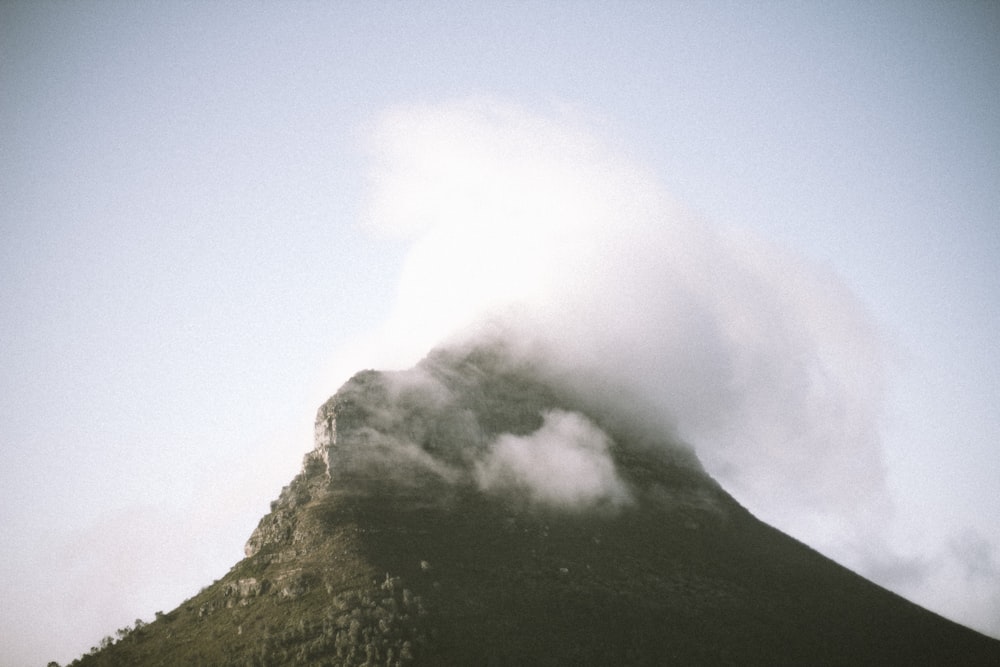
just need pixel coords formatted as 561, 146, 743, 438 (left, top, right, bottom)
70, 345, 1000, 666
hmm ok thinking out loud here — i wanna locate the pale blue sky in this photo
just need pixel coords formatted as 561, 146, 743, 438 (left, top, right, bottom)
2, 2, 998, 664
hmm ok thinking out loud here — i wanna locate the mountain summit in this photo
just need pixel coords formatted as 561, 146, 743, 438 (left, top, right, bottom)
70, 344, 1000, 666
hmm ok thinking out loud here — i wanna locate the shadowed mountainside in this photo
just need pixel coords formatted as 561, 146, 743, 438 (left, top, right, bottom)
68, 344, 1000, 666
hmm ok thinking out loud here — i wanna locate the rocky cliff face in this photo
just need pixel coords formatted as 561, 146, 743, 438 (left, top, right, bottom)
71, 344, 1000, 666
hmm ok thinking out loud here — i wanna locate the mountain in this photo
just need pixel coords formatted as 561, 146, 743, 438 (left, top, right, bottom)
67, 343, 1000, 666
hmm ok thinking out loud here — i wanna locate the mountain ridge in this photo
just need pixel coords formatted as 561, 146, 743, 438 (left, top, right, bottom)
67, 343, 1000, 666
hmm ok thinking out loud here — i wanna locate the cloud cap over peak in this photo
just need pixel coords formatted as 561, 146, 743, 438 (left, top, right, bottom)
359, 99, 890, 553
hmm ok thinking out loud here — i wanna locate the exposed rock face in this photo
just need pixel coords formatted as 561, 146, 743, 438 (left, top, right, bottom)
73, 344, 1000, 667
242, 429, 326, 559
243, 370, 400, 560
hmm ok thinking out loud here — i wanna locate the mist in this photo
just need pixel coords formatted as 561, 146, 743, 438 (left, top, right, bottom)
337, 97, 1000, 637
474, 409, 632, 510
328, 352, 635, 515
356, 98, 885, 540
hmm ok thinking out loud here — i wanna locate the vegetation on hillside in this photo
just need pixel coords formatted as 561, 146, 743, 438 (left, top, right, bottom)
60, 344, 1000, 666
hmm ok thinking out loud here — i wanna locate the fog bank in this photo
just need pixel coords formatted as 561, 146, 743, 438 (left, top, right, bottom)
357, 99, 889, 549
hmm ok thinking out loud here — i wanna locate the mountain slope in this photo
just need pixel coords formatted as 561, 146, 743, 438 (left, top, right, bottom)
70, 344, 1000, 666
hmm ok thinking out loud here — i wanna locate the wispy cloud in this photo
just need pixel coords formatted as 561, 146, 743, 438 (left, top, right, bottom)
347, 97, 1000, 638
359, 97, 888, 536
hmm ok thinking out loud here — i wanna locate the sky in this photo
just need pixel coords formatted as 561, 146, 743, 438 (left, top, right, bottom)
2, 2, 998, 664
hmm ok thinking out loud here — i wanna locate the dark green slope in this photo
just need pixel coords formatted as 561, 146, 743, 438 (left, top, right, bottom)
71, 345, 1000, 666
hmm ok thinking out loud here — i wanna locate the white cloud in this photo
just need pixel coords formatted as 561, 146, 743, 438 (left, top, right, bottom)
355, 97, 998, 637
360, 98, 889, 538
360, 98, 664, 366
475, 410, 631, 510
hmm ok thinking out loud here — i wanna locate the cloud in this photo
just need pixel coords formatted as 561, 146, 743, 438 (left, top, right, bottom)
359, 97, 889, 541
351, 97, 999, 637
475, 410, 632, 510
861, 527, 1000, 639
951, 529, 1000, 583
938, 529, 1000, 637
